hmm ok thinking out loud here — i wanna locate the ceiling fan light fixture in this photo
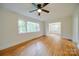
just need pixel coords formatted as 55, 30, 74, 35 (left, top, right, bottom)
37, 9, 42, 12
30, 3, 49, 16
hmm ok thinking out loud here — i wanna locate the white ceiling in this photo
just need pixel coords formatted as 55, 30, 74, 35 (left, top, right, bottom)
1, 3, 78, 21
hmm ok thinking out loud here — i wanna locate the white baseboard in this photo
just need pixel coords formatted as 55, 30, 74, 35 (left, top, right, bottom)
62, 33, 72, 40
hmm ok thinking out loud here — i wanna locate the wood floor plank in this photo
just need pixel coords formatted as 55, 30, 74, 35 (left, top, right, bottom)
0, 34, 79, 56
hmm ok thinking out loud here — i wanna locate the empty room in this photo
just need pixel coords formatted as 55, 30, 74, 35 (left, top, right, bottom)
0, 3, 79, 56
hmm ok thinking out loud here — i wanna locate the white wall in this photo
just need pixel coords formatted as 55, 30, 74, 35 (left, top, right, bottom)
78, 20, 79, 43
73, 11, 79, 43
45, 16, 73, 39
0, 8, 4, 47
0, 7, 44, 50
73, 6, 79, 48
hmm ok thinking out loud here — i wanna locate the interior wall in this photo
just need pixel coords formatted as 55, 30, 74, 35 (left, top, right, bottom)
78, 20, 79, 42
45, 16, 73, 39
0, 8, 3, 46
73, 6, 79, 48
0, 7, 44, 50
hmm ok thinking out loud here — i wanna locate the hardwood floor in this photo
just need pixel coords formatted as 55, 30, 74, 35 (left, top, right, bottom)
0, 34, 79, 56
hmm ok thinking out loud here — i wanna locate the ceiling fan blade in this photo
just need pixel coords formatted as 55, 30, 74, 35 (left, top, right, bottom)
32, 3, 37, 7
42, 3, 49, 8
29, 9, 38, 13
42, 9, 49, 13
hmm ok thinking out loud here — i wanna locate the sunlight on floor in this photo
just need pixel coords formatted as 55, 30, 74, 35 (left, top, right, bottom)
19, 42, 49, 56
47, 34, 62, 42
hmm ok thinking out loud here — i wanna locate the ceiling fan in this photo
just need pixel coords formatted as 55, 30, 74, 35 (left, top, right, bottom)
29, 3, 49, 16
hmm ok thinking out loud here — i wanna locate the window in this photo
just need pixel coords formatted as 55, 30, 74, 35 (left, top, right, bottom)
49, 22, 61, 34
18, 20, 40, 33
27, 21, 40, 32
18, 20, 26, 33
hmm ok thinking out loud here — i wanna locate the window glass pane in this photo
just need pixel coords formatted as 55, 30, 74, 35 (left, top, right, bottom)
27, 21, 40, 32
49, 22, 61, 34
18, 20, 26, 33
